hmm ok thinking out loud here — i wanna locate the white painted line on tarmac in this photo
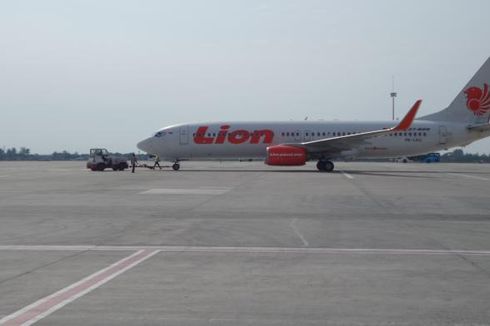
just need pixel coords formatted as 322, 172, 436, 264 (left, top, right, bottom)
341, 171, 354, 179
0, 249, 159, 326
447, 173, 490, 181
289, 218, 309, 247
0, 245, 97, 251
140, 187, 231, 195
0, 245, 490, 256
444, 220, 490, 225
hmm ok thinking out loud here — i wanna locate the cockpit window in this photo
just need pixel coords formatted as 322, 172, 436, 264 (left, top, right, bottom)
154, 131, 166, 137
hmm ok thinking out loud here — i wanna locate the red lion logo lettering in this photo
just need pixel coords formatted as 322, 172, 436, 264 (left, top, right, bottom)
464, 83, 490, 116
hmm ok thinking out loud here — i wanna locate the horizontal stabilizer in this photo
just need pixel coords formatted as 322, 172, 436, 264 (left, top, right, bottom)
467, 123, 490, 131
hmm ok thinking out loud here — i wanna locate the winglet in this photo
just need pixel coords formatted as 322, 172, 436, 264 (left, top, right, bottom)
393, 99, 422, 131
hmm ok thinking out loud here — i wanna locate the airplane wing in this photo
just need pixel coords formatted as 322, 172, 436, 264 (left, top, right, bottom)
283, 100, 422, 156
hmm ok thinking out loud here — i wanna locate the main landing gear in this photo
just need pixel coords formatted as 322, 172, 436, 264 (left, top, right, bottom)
316, 159, 334, 172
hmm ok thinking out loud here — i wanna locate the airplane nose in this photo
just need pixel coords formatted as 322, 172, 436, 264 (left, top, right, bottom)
137, 137, 155, 154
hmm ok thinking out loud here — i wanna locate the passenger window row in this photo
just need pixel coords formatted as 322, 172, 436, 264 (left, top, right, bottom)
280, 131, 428, 138
389, 132, 427, 137
280, 131, 359, 137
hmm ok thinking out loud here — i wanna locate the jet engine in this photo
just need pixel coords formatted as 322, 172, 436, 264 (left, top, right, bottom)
265, 145, 307, 166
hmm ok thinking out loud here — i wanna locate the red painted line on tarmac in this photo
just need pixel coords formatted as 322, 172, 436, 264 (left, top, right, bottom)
0, 249, 159, 326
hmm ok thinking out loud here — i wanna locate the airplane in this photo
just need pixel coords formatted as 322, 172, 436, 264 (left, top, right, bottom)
137, 58, 490, 172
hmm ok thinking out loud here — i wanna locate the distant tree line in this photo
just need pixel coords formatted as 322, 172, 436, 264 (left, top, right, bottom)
439, 149, 490, 163
0, 147, 89, 161
0, 148, 148, 161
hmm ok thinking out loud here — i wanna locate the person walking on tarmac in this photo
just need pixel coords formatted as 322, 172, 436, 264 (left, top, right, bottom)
153, 154, 162, 170
130, 153, 138, 173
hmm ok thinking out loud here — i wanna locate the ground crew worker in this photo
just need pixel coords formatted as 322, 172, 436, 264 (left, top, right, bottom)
153, 155, 162, 170
130, 153, 137, 173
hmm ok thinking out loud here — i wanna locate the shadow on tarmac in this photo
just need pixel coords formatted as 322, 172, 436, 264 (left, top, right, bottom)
143, 168, 490, 179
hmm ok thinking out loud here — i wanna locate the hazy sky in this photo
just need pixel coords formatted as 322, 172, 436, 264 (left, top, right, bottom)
1, 0, 490, 154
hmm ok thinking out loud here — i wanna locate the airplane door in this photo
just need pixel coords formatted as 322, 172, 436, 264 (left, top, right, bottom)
180, 126, 189, 145
303, 130, 312, 142
439, 126, 448, 144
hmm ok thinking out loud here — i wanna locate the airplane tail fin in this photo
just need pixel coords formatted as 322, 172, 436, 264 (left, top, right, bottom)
419, 57, 490, 124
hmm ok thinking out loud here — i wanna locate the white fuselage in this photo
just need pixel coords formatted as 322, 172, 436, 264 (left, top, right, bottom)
137, 120, 487, 162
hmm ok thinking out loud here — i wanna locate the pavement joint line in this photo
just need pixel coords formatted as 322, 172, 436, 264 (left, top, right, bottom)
0, 249, 160, 326
1, 245, 490, 256
289, 218, 309, 247
139, 187, 231, 195
341, 171, 354, 179
447, 172, 490, 181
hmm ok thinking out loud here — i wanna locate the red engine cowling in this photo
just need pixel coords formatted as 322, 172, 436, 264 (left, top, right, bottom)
265, 145, 307, 166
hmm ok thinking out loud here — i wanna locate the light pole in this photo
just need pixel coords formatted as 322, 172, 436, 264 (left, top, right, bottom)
390, 76, 397, 120
390, 91, 397, 120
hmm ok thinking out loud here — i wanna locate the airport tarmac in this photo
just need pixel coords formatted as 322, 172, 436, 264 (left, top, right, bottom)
0, 161, 490, 325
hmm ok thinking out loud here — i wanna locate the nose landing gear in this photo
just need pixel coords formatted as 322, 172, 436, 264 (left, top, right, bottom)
172, 162, 180, 171
316, 159, 334, 172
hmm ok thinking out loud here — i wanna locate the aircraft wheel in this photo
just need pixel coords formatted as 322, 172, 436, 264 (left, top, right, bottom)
317, 160, 334, 172
316, 160, 326, 171
324, 160, 334, 172
172, 163, 180, 171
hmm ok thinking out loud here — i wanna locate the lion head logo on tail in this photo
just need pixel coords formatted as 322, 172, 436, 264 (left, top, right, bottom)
464, 83, 490, 116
